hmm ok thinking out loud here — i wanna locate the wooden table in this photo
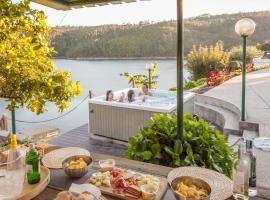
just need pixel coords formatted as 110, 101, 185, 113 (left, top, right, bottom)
34, 146, 269, 200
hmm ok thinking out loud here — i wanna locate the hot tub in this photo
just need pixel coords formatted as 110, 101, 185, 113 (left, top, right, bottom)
89, 88, 195, 141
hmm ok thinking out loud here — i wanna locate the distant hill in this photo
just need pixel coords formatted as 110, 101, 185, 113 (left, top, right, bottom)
49, 11, 270, 58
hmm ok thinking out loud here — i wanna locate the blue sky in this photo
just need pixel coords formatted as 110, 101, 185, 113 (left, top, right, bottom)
30, 0, 270, 26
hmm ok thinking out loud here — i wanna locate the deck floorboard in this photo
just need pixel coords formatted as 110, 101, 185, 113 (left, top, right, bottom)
48, 123, 127, 157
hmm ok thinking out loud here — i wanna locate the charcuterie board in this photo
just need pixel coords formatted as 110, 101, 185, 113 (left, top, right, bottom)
86, 167, 168, 200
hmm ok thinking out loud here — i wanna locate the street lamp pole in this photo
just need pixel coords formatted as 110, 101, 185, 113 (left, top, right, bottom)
148, 68, 152, 89
176, 0, 184, 140
235, 18, 256, 121
241, 36, 247, 121
146, 63, 152, 89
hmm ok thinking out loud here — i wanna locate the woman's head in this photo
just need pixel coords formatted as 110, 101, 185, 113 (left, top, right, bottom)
142, 84, 149, 94
106, 90, 114, 101
127, 90, 135, 102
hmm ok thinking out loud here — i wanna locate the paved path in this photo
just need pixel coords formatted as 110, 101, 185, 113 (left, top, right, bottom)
204, 68, 270, 137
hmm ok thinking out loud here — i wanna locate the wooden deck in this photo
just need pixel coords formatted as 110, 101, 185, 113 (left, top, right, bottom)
48, 123, 127, 157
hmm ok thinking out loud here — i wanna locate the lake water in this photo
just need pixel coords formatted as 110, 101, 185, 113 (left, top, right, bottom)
0, 59, 190, 134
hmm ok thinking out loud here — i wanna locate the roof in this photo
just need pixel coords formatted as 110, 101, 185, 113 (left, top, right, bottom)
31, 0, 150, 10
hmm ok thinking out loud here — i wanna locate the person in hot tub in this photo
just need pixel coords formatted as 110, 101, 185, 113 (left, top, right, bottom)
127, 89, 136, 103
118, 92, 125, 102
106, 90, 114, 101
139, 84, 152, 96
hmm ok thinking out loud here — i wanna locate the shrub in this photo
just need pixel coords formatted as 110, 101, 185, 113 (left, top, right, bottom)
169, 78, 207, 91
230, 45, 263, 64
126, 113, 234, 177
257, 40, 270, 52
227, 61, 241, 72
187, 41, 230, 80
184, 78, 207, 90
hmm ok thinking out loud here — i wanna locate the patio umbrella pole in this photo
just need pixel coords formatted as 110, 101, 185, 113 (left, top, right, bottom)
176, 0, 184, 140
11, 109, 16, 134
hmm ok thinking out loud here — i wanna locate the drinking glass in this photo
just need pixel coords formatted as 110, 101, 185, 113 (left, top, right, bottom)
0, 151, 25, 200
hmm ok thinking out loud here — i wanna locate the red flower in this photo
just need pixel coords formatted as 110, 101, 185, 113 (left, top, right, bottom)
209, 71, 216, 77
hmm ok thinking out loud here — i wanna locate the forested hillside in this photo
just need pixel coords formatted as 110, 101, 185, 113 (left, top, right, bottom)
49, 11, 270, 58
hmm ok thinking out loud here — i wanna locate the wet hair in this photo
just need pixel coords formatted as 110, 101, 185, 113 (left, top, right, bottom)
127, 90, 135, 102
142, 84, 149, 89
106, 90, 113, 101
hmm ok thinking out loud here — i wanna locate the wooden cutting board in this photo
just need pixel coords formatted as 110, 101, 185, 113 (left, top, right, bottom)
16, 166, 50, 200
86, 171, 168, 200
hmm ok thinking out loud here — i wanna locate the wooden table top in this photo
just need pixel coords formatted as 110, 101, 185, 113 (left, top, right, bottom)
33, 145, 269, 200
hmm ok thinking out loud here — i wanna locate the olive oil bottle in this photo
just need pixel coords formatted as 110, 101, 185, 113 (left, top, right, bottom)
25, 144, 40, 184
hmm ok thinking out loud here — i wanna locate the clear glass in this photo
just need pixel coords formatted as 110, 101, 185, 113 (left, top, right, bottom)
0, 151, 25, 200
235, 18, 256, 37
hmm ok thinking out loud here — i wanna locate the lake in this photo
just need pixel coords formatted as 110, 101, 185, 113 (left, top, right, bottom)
0, 59, 190, 134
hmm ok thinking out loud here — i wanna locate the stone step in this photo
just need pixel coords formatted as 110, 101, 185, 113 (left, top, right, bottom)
227, 134, 241, 151
195, 102, 241, 136
243, 129, 259, 139
195, 94, 241, 118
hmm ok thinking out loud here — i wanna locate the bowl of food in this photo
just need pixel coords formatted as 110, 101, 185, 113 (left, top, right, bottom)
62, 155, 92, 178
140, 183, 159, 200
170, 176, 211, 200
98, 159, 115, 172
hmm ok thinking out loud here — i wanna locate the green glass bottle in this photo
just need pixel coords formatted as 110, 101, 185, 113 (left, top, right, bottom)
25, 144, 40, 184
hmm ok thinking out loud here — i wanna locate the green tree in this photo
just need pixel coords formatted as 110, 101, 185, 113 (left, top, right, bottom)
187, 41, 230, 79
0, 0, 82, 134
230, 45, 263, 64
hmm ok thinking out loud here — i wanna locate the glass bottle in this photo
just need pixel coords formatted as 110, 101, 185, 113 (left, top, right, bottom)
25, 144, 40, 184
7, 134, 21, 170
246, 140, 257, 197
233, 139, 249, 200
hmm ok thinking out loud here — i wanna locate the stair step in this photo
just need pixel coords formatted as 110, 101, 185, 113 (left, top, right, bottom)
227, 134, 241, 151
195, 94, 241, 118
195, 102, 241, 136
243, 130, 259, 139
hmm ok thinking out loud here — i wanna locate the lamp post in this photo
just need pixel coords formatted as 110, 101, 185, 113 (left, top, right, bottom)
145, 63, 152, 89
235, 18, 256, 121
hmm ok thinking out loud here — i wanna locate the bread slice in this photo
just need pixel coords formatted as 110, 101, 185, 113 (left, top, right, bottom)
125, 185, 141, 197
125, 193, 140, 200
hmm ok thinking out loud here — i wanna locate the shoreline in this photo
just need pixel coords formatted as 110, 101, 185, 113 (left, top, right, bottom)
52, 57, 177, 61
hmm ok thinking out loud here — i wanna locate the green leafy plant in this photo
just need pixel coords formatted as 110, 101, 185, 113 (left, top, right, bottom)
126, 113, 234, 177
184, 78, 207, 90
169, 78, 206, 91
120, 63, 159, 88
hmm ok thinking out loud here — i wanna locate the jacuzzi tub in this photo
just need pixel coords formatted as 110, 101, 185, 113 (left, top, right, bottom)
89, 88, 195, 141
